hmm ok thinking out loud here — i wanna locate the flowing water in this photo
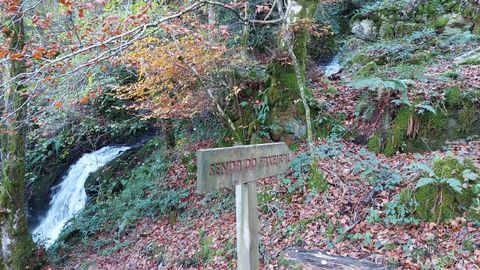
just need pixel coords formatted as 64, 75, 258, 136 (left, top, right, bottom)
32, 146, 130, 247
323, 55, 341, 77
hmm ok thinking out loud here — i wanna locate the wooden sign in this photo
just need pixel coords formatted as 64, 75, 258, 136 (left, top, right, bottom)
197, 142, 294, 193
197, 143, 294, 270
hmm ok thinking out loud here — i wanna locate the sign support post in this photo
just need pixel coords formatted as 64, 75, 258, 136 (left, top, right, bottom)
197, 142, 293, 270
235, 181, 259, 270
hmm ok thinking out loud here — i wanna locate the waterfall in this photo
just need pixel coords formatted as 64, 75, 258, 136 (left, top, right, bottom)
32, 146, 130, 247
323, 55, 341, 77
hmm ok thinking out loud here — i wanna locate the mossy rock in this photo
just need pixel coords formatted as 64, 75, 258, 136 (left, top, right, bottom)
432, 16, 449, 31
384, 107, 412, 156
379, 22, 395, 40
367, 134, 382, 153
473, 16, 480, 35
308, 162, 328, 193
445, 86, 462, 107
402, 51, 430, 65
414, 157, 479, 223
458, 103, 476, 132
419, 108, 449, 136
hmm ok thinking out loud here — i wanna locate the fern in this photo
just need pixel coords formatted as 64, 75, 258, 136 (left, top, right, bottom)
349, 77, 412, 100
413, 164, 464, 193
443, 178, 463, 193
416, 177, 435, 189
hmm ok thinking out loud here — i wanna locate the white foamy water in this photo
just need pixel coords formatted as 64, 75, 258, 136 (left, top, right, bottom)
32, 146, 130, 247
324, 55, 341, 77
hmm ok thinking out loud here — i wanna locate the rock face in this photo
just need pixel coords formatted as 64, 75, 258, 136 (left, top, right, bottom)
441, 13, 471, 35
351, 19, 378, 41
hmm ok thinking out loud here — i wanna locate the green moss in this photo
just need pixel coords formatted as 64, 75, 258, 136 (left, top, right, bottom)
380, 23, 395, 40
458, 103, 476, 132
402, 51, 429, 65
415, 184, 458, 222
419, 108, 448, 135
462, 238, 476, 252
383, 107, 411, 156
395, 22, 422, 37
460, 54, 480, 65
367, 134, 382, 153
356, 61, 378, 77
432, 16, 449, 30
473, 16, 480, 35
350, 13, 366, 24
258, 185, 274, 214
445, 86, 462, 107
414, 157, 479, 223
308, 162, 328, 193
384, 130, 401, 156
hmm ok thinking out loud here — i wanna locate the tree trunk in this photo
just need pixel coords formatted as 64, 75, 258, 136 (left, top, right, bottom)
1, 7, 37, 269
267, 0, 319, 141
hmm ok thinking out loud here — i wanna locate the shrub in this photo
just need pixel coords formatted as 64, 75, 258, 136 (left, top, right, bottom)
412, 157, 479, 223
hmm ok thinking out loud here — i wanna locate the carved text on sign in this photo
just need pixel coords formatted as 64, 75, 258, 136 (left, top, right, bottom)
197, 143, 294, 193
209, 153, 293, 176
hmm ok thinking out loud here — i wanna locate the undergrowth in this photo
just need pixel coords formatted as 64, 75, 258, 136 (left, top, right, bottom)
48, 138, 188, 264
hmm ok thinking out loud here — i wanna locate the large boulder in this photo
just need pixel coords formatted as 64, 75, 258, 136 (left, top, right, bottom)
351, 19, 378, 41
439, 13, 471, 35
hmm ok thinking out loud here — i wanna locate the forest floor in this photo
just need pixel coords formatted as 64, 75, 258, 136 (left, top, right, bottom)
57, 138, 480, 270
50, 30, 480, 270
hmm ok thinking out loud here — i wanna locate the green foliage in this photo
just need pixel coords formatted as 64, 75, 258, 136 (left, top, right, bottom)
458, 103, 476, 132
355, 61, 378, 78
358, 0, 413, 16
444, 86, 462, 107
367, 134, 382, 153
433, 16, 449, 30
384, 107, 412, 156
355, 92, 377, 121
308, 162, 328, 193
351, 148, 402, 190
349, 77, 411, 102
48, 142, 188, 263
419, 107, 448, 135
411, 157, 479, 223
194, 230, 215, 264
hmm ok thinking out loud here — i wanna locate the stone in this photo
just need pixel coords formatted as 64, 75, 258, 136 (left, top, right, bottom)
269, 124, 284, 141
351, 19, 378, 41
284, 119, 307, 139
440, 13, 471, 35
379, 22, 394, 39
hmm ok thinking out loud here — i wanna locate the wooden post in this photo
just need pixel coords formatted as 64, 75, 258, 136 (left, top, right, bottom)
197, 143, 293, 270
235, 181, 260, 270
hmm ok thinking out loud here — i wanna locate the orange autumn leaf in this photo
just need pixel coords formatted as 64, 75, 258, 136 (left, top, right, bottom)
32, 50, 43, 60
54, 101, 63, 108
59, 0, 72, 6
79, 8, 84, 18
0, 49, 7, 58
79, 96, 90, 105
10, 52, 23, 60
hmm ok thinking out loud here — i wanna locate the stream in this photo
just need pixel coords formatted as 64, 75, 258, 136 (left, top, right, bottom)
32, 146, 130, 247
